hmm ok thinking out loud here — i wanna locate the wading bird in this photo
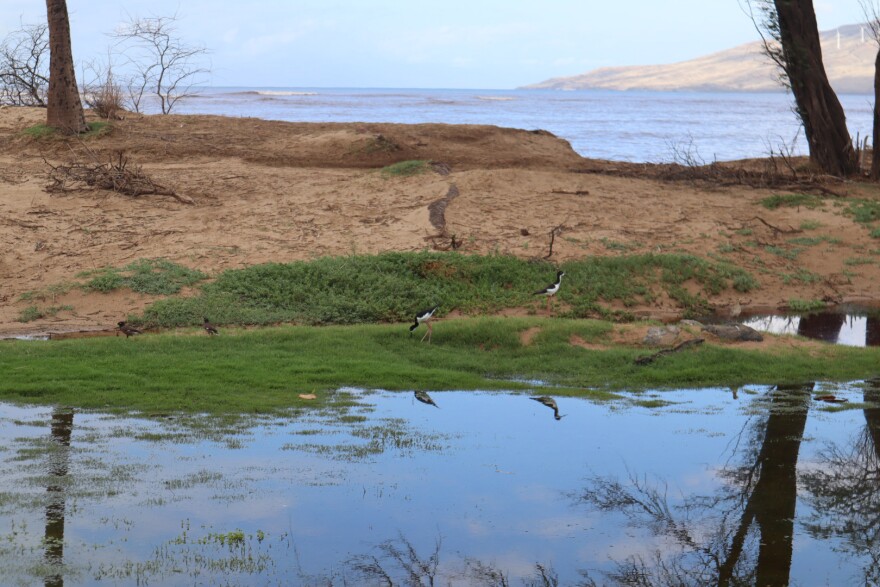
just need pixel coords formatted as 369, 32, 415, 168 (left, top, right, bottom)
116, 321, 142, 338
410, 305, 439, 343
530, 395, 564, 420
534, 271, 565, 310
203, 317, 219, 335
414, 390, 439, 408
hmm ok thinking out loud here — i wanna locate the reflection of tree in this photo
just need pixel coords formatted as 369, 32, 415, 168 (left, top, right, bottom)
577, 384, 813, 586
801, 378, 880, 586
44, 408, 74, 587
797, 313, 845, 343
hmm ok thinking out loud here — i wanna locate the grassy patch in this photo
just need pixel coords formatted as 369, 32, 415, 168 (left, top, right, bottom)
799, 220, 822, 230
1, 317, 878, 414
22, 121, 110, 139
787, 235, 840, 247
870, 227, 880, 239
787, 298, 826, 313
380, 160, 430, 178
764, 245, 801, 260
847, 200, 880, 224
760, 193, 823, 210
16, 305, 73, 323
78, 258, 207, 295
781, 268, 822, 284
133, 252, 757, 328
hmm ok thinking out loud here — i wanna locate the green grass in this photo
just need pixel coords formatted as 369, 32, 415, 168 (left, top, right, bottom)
760, 193, 823, 210
787, 298, 826, 313
380, 160, 430, 177
131, 251, 757, 328
78, 258, 207, 295
1, 317, 877, 415
847, 200, 880, 224
16, 304, 73, 323
22, 121, 111, 138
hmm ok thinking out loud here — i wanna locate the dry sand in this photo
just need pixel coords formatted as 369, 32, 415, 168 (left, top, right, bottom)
1, 106, 879, 337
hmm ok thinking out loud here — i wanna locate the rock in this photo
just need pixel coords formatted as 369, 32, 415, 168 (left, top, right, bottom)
701, 323, 763, 342
643, 325, 680, 346
679, 319, 704, 328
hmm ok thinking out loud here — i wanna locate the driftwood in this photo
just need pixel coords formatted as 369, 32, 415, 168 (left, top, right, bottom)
635, 338, 704, 366
46, 151, 193, 204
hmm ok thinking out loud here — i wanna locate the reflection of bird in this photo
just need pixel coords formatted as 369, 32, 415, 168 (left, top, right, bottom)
203, 317, 219, 335
415, 390, 439, 408
530, 395, 564, 420
534, 271, 565, 310
410, 305, 439, 343
116, 321, 142, 338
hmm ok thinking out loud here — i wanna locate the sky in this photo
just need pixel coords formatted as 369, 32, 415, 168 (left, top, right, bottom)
0, 1, 869, 88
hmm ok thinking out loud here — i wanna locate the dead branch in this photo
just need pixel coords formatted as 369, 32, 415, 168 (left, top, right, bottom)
544, 223, 565, 259
635, 338, 704, 366
45, 151, 193, 204
748, 216, 801, 235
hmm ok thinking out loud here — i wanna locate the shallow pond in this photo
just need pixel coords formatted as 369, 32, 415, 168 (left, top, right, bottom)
1, 383, 879, 586
743, 311, 880, 347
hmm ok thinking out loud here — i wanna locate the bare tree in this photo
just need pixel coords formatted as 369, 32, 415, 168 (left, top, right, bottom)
45, 0, 87, 133
0, 22, 49, 106
745, 0, 858, 177
112, 15, 209, 114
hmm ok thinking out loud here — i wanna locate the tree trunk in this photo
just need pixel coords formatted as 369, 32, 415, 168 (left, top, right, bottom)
774, 0, 857, 176
45, 0, 86, 133
873, 47, 880, 180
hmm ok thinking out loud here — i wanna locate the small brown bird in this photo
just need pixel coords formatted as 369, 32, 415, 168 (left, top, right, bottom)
203, 317, 219, 335
414, 390, 439, 408
530, 396, 564, 420
116, 321, 142, 338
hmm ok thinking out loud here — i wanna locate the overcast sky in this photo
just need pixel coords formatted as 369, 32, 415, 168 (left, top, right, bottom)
0, 1, 867, 88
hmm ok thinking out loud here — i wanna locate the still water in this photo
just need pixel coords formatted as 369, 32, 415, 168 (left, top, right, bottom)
172, 87, 876, 163
1, 384, 879, 585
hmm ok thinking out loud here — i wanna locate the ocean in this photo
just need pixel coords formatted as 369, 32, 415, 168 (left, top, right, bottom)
173, 87, 875, 163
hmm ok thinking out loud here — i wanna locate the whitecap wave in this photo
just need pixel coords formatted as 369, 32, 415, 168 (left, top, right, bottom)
476, 96, 515, 101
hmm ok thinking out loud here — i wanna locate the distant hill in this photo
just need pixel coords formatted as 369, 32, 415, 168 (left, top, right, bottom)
522, 24, 876, 94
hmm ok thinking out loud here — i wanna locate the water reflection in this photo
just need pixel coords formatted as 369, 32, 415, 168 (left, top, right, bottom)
44, 409, 73, 587
743, 312, 880, 346
0, 386, 878, 585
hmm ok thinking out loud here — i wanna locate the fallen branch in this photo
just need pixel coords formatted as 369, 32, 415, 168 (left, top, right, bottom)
45, 151, 193, 204
749, 216, 801, 235
635, 338, 704, 366
544, 223, 565, 259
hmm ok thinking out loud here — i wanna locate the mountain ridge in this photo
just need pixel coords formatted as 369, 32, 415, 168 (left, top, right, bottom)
522, 24, 876, 94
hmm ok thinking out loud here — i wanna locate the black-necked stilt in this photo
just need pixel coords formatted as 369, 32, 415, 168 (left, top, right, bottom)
116, 321, 142, 338
410, 305, 439, 343
203, 317, 219, 335
414, 390, 439, 408
530, 395, 564, 420
533, 271, 565, 310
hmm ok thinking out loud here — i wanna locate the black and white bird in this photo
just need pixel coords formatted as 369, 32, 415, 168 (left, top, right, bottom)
116, 321, 142, 338
414, 390, 439, 408
533, 271, 565, 310
203, 317, 219, 335
410, 305, 439, 343
530, 396, 564, 420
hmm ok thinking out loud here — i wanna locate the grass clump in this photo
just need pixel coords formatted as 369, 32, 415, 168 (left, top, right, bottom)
135, 252, 757, 328
787, 298, 826, 313
380, 160, 430, 178
16, 305, 73, 323
847, 200, 880, 224
22, 121, 111, 139
760, 193, 823, 210
79, 258, 207, 295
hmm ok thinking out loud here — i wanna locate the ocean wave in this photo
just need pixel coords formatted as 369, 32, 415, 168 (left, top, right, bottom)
228, 90, 319, 97
476, 96, 516, 101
